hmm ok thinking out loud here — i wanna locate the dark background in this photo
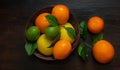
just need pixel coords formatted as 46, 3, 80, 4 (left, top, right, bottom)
0, 0, 120, 70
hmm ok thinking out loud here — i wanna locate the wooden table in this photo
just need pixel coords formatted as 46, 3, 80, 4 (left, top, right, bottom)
0, 0, 120, 70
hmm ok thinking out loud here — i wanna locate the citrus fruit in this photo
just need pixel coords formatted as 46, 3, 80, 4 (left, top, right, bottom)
26, 26, 40, 41
60, 23, 75, 43
53, 39, 72, 60
45, 26, 60, 40
88, 16, 104, 34
92, 40, 115, 64
35, 13, 50, 33
61, 22, 74, 29
37, 34, 53, 56
52, 4, 69, 25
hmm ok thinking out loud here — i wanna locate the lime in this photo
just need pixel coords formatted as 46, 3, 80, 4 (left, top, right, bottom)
45, 26, 60, 40
26, 26, 40, 41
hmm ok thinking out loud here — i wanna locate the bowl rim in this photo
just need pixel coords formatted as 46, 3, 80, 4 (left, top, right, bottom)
25, 6, 80, 61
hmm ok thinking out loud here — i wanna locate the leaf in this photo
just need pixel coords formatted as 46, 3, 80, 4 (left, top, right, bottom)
78, 44, 88, 61
48, 34, 60, 48
79, 21, 88, 40
45, 14, 58, 26
31, 42, 37, 53
92, 32, 103, 45
25, 41, 37, 56
64, 27, 76, 39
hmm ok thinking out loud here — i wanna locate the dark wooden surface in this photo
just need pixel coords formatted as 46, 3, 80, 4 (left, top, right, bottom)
0, 0, 120, 70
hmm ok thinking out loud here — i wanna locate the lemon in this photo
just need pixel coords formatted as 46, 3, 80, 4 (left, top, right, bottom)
60, 22, 75, 43
62, 22, 74, 29
37, 34, 53, 56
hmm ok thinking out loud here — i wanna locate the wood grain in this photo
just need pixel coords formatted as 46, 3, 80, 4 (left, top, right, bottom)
0, 0, 120, 70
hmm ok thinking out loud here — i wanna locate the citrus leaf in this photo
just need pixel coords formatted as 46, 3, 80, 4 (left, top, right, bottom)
64, 27, 76, 39
25, 41, 37, 56
31, 42, 37, 53
79, 21, 88, 40
78, 44, 88, 61
93, 32, 103, 45
25, 42, 32, 56
45, 14, 58, 26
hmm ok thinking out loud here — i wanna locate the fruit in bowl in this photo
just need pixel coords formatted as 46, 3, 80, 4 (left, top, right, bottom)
25, 4, 80, 61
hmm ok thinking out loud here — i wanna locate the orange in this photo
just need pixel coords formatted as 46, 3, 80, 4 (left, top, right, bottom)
92, 40, 115, 64
35, 13, 50, 33
53, 39, 72, 60
52, 4, 69, 25
88, 16, 104, 34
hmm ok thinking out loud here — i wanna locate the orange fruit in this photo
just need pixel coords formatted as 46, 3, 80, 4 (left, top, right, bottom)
35, 13, 50, 33
52, 4, 69, 25
88, 16, 104, 34
92, 40, 115, 64
53, 39, 72, 60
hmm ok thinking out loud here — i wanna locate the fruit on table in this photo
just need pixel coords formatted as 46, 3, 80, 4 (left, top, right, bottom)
37, 34, 53, 56
60, 22, 75, 43
92, 40, 115, 64
53, 39, 72, 60
88, 16, 104, 34
25, 26, 40, 41
45, 26, 60, 40
52, 4, 69, 25
35, 13, 50, 33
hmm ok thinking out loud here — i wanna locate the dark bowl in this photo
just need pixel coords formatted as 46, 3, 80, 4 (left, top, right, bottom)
25, 6, 80, 61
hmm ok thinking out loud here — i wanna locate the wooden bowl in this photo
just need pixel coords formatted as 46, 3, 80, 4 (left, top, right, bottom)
25, 6, 80, 61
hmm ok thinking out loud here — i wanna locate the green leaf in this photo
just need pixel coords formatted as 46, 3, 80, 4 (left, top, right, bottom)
45, 14, 58, 26
25, 41, 37, 56
64, 27, 76, 39
92, 32, 103, 45
78, 44, 88, 61
48, 34, 60, 48
79, 21, 88, 40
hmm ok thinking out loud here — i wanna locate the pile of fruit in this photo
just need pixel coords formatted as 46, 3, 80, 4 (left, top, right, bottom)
25, 4, 76, 60
25, 4, 115, 64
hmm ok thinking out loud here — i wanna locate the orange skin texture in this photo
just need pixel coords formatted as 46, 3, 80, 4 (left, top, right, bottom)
88, 16, 104, 34
35, 13, 50, 33
92, 40, 115, 64
53, 39, 72, 60
52, 4, 69, 25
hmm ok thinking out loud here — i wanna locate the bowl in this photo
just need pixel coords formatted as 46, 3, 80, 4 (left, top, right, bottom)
25, 6, 80, 61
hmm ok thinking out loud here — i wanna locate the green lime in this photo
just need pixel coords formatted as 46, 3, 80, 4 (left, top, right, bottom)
26, 26, 40, 41
45, 26, 60, 40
